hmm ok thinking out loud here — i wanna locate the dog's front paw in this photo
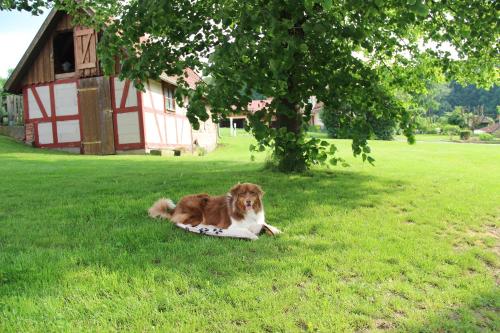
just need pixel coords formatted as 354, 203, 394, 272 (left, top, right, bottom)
264, 224, 282, 236
247, 233, 259, 241
272, 228, 283, 235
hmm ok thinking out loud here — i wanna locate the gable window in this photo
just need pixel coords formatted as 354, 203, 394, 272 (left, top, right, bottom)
53, 31, 75, 76
163, 83, 175, 112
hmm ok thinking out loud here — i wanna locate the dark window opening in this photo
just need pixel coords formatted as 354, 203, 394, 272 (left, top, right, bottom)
53, 31, 75, 74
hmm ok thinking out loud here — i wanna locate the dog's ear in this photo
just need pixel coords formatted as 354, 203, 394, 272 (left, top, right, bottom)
229, 183, 241, 197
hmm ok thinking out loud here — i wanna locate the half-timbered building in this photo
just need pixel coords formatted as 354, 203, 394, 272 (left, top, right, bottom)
4, 9, 217, 154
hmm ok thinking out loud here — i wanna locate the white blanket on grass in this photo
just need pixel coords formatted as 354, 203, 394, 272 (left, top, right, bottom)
175, 223, 278, 240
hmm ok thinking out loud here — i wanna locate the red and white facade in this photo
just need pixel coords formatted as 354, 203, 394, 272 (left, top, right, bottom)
22, 76, 217, 154
23, 78, 82, 150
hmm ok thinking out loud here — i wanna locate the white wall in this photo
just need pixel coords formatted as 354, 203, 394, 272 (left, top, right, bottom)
117, 112, 141, 144
54, 83, 78, 116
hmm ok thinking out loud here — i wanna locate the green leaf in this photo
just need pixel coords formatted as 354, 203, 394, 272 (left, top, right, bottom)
323, 0, 333, 10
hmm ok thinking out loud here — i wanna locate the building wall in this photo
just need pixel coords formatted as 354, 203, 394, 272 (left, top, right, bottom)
23, 78, 82, 150
21, 12, 100, 88
22, 76, 217, 154
110, 77, 144, 150
311, 111, 324, 129
192, 105, 218, 152
22, 36, 55, 87
22, 76, 145, 153
142, 79, 195, 151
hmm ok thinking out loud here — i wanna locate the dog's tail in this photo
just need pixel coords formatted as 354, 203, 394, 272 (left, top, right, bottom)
148, 198, 176, 219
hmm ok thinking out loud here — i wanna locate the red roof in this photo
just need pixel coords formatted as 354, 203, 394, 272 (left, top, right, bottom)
478, 122, 500, 133
248, 98, 273, 112
161, 68, 202, 90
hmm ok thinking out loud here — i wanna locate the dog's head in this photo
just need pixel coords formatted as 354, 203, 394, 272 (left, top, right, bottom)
230, 183, 264, 213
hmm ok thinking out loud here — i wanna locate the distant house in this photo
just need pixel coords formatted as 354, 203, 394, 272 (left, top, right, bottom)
220, 97, 324, 130
220, 98, 273, 129
475, 122, 500, 137
4, 9, 217, 154
469, 115, 494, 129
310, 101, 325, 129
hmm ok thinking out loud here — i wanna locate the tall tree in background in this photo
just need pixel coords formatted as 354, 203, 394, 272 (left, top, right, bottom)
445, 82, 500, 118
2, 0, 498, 171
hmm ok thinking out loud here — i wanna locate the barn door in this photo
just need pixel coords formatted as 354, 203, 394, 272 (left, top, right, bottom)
74, 27, 98, 77
79, 77, 115, 154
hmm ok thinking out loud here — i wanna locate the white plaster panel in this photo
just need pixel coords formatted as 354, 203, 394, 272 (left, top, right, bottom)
27, 88, 43, 119
57, 120, 80, 142
125, 83, 138, 107
54, 82, 78, 116
38, 122, 53, 144
35, 85, 51, 117
166, 116, 177, 144
117, 112, 141, 144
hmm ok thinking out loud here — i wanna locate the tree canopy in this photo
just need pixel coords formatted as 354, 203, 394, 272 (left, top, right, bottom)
445, 82, 500, 118
2, 0, 499, 171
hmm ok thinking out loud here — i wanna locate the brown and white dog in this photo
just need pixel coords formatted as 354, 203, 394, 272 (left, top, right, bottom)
148, 183, 282, 240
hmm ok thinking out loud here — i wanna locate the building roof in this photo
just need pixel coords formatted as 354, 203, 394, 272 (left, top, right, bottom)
478, 122, 500, 133
159, 68, 202, 90
248, 98, 272, 112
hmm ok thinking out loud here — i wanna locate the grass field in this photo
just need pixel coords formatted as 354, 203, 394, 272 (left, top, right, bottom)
0, 133, 499, 332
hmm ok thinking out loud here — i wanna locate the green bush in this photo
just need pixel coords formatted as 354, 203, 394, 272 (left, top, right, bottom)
459, 130, 471, 140
479, 133, 494, 141
442, 124, 460, 136
426, 127, 439, 134
308, 124, 321, 132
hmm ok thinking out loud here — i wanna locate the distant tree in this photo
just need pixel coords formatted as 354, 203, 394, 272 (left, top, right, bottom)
445, 107, 471, 129
1, 69, 16, 117
0, 75, 7, 115
414, 83, 451, 118
443, 82, 500, 118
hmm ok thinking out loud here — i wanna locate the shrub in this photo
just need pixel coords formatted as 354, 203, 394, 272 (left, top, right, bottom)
372, 117, 396, 140
415, 117, 440, 134
426, 127, 439, 134
459, 130, 471, 140
308, 124, 321, 132
479, 133, 494, 141
442, 124, 460, 136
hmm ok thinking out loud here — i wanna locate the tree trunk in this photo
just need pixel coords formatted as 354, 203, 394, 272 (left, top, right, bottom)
271, 10, 309, 172
274, 98, 307, 172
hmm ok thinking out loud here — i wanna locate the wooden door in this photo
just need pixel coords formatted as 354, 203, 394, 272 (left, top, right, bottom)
79, 77, 115, 154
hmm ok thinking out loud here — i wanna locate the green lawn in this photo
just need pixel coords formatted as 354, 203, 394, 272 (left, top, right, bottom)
0, 133, 499, 332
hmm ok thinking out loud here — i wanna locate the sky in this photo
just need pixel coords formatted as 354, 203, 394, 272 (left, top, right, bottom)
0, 9, 49, 78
